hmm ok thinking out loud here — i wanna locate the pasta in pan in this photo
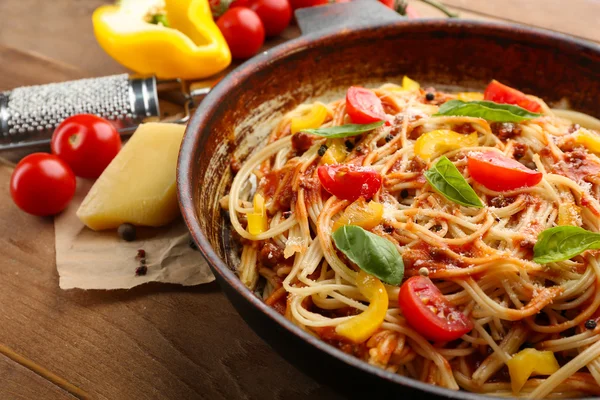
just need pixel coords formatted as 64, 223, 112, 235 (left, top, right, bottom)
221, 78, 600, 398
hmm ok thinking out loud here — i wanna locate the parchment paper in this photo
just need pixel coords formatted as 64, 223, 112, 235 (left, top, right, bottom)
55, 179, 214, 290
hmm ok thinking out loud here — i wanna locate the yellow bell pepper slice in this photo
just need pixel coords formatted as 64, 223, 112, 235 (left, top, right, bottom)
247, 194, 268, 235
335, 271, 388, 343
506, 348, 560, 394
322, 139, 348, 165
93, 0, 231, 80
291, 104, 328, 134
575, 129, 600, 155
333, 199, 384, 232
402, 76, 420, 91
558, 201, 581, 226
456, 92, 484, 102
414, 130, 478, 161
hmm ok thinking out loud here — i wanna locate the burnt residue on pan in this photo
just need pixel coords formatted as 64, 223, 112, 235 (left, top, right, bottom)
178, 17, 600, 399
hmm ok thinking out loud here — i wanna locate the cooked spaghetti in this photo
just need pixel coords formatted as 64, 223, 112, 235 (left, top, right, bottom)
221, 79, 600, 398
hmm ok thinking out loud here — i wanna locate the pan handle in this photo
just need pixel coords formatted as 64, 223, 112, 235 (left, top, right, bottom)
295, 0, 403, 36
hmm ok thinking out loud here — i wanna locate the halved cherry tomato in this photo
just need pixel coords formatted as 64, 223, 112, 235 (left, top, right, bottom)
10, 153, 76, 216
468, 151, 542, 191
399, 276, 473, 342
51, 114, 121, 179
346, 86, 386, 124
484, 80, 542, 113
317, 164, 382, 201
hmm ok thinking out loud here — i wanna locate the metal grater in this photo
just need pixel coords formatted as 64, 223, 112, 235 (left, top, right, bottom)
0, 74, 159, 150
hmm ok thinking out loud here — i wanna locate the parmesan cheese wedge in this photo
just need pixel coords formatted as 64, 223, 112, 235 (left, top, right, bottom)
77, 122, 185, 230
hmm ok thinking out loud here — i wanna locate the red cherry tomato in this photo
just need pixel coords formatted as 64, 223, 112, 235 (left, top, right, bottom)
346, 86, 387, 124
289, 0, 327, 10
10, 153, 76, 216
317, 164, 382, 201
468, 151, 542, 191
399, 276, 473, 342
217, 8, 265, 59
51, 114, 121, 179
483, 80, 542, 113
232, 0, 291, 37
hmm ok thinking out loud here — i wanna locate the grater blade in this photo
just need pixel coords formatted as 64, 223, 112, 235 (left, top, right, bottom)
0, 74, 159, 150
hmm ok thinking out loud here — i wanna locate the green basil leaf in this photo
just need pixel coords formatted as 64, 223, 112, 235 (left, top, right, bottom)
533, 226, 600, 264
302, 121, 384, 138
332, 225, 404, 285
434, 100, 541, 122
424, 156, 484, 208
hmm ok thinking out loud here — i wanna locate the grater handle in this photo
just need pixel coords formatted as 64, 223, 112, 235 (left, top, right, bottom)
0, 74, 160, 151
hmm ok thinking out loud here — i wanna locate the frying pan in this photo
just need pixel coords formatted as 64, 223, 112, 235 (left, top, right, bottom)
178, 2, 600, 398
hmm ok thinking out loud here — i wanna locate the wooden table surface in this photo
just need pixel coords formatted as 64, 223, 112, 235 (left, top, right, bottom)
0, 1, 599, 399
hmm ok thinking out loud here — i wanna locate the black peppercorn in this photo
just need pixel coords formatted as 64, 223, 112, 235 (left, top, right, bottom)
383, 226, 394, 234
282, 211, 292, 219
432, 224, 443, 232
118, 223, 136, 242
400, 189, 409, 199
385, 134, 394, 143
425, 92, 435, 101
345, 140, 354, 151
318, 144, 328, 157
585, 319, 597, 330
135, 265, 148, 276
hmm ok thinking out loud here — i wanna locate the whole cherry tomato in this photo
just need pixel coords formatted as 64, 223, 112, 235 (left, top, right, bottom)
484, 80, 542, 113
317, 164, 382, 201
346, 86, 387, 124
399, 276, 473, 342
51, 114, 121, 179
217, 8, 265, 59
232, 0, 292, 37
467, 151, 542, 191
10, 153, 76, 216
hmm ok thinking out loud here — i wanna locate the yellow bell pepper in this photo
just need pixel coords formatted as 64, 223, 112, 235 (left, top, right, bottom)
336, 271, 388, 343
322, 139, 348, 165
456, 92, 484, 101
247, 194, 268, 235
333, 199, 383, 232
558, 201, 581, 226
575, 129, 600, 155
93, 0, 231, 80
291, 104, 328, 134
402, 76, 420, 91
414, 130, 478, 161
506, 348, 560, 394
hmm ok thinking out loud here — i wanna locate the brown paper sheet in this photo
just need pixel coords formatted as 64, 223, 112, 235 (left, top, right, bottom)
55, 179, 214, 290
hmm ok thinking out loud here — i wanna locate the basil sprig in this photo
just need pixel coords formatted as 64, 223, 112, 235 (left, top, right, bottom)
533, 226, 600, 264
332, 225, 404, 285
302, 121, 384, 138
424, 156, 484, 208
434, 100, 541, 122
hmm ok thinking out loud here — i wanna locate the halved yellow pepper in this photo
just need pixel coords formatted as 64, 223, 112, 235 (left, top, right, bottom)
456, 92, 484, 101
402, 76, 420, 91
333, 199, 383, 232
322, 139, 348, 165
414, 130, 478, 160
575, 129, 600, 155
247, 194, 268, 235
506, 348, 560, 394
93, 0, 231, 80
291, 104, 328, 134
335, 271, 388, 343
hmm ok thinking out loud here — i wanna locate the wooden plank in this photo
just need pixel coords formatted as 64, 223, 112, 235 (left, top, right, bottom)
441, 0, 600, 43
0, 161, 341, 399
0, 354, 75, 400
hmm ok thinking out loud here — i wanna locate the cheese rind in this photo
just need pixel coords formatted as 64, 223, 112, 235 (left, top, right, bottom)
76, 123, 185, 230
